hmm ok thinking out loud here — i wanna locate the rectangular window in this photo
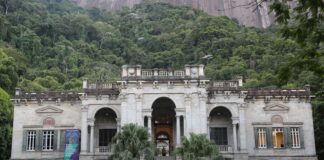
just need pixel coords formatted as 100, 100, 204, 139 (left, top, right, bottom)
42, 130, 54, 151
257, 128, 267, 148
26, 130, 36, 151
272, 128, 284, 148
291, 128, 301, 148
210, 127, 228, 145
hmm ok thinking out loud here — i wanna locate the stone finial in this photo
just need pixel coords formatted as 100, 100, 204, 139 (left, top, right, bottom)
122, 65, 142, 79
235, 76, 243, 87
15, 88, 21, 96
82, 79, 88, 89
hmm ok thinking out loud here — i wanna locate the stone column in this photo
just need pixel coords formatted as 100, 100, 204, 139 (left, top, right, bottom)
148, 116, 152, 138
184, 93, 192, 137
116, 118, 121, 132
89, 120, 95, 153
233, 123, 238, 152
136, 94, 143, 126
176, 115, 181, 145
199, 92, 208, 133
207, 117, 210, 139
81, 105, 88, 153
183, 115, 187, 137
120, 93, 127, 126
239, 103, 247, 151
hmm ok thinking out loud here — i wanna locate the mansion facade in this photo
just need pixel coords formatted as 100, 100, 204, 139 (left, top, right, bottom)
11, 65, 317, 160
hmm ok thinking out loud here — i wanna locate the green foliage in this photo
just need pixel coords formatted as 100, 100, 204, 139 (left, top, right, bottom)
0, 48, 19, 94
0, 0, 318, 91
0, 87, 13, 160
176, 133, 222, 160
0, 0, 322, 158
269, 0, 323, 158
110, 124, 155, 160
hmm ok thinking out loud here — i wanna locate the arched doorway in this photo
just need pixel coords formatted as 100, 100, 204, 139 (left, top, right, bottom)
94, 108, 117, 152
209, 107, 233, 152
152, 97, 176, 156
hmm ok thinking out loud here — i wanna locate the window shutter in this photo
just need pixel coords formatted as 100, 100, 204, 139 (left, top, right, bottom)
254, 128, 258, 148
284, 127, 291, 148
36, 130, 43, 151
22, 130, 27, 151
53, 130, 58, 151
266, 127, 273, 148
300, 127, 304, 148
59, 130, 66, 152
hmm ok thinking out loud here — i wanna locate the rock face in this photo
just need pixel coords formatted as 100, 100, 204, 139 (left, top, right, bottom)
71, 0, 274, 28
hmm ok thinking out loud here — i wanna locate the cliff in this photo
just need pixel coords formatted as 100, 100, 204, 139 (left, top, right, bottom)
71, 0, 274, 28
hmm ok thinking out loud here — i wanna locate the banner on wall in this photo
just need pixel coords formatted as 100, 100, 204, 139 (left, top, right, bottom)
64, 129, 80, 160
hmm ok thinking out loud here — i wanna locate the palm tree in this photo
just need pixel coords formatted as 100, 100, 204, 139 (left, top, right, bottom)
175, 133, 223, 160
110, 123, 156, 160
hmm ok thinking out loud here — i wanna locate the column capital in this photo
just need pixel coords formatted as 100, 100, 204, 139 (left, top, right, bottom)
231, 117, 239, 124
239, 103, 248, 109
81, 105, 88, 111
87, 118, 95, 126
176, 114, 183, 118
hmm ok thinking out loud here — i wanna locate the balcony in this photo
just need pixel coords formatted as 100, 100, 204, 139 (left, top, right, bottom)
96, 146, 112, 153
218, 145, 233, 153
121, 64, 206, 81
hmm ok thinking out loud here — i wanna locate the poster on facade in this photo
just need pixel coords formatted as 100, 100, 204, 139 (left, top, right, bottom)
64, 129, 80, 160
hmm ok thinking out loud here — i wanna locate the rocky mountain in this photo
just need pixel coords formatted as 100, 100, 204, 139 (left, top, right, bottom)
71, 0, 274, 28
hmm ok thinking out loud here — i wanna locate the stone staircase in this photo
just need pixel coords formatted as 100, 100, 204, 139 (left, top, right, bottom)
154, 156, 175, 160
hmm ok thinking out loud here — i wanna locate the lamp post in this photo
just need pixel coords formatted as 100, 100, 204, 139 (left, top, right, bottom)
201, 54, 213, 65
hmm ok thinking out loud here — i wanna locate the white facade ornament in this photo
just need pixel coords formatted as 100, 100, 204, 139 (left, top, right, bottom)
36, 106, 63, 114
153, 81, 158, 89
263, 103, 290, 112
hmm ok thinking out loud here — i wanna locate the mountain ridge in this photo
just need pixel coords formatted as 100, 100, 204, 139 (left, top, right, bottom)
71, 0, 274, 28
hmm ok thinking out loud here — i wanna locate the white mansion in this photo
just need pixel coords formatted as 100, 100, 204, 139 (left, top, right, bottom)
11, 65, 317, 160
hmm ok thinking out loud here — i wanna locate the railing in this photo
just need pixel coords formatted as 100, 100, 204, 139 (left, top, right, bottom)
84, 81, 120, 95
217, 145, 232, 152
13, 91, 80, 101
96, 146, 112, 153
210, 81, 239, 88
87, 81, 119, 89
140, 69, 185, 80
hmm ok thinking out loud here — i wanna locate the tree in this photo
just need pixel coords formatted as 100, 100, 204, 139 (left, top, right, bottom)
0, 49, 19, 94
176, 133, 222, 160
269, 0, 324, 81
110, 124, 155, 160
269, 1, 324, 158
0, 88, 13, 160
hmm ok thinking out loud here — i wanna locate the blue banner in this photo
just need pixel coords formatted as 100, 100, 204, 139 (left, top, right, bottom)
64, 129, 80, 160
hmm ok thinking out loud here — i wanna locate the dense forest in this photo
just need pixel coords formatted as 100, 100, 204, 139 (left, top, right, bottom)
0, 0, 322, 159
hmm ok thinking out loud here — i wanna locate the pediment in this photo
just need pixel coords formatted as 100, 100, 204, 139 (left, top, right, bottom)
263, 103, 289, 111
36, 106, 63, 113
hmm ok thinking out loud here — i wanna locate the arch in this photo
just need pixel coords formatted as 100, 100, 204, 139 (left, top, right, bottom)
151, 97, 176, 116
148, 96, 180, 109
94, 108, 117, 119
90, 106, 120, 119
151, 97, 176, 153
209, 106, 232, 118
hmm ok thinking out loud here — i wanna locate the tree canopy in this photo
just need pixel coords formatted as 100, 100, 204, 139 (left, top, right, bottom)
0, 0, 322, 159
